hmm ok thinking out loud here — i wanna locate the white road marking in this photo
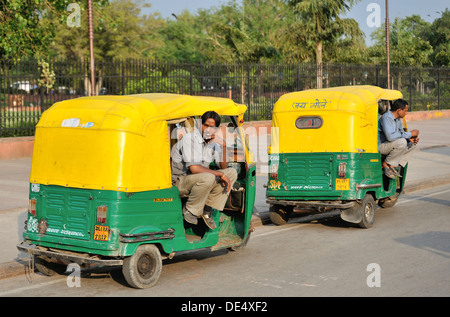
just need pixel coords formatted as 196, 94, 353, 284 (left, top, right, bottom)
0, 277, 63, 296
396, 188, 450, 205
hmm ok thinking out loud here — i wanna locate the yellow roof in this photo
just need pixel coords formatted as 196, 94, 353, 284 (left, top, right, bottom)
273, 85, 402, 114
38, 93, 246, 136
270, 86, 403, 154
31, 94, 247, 192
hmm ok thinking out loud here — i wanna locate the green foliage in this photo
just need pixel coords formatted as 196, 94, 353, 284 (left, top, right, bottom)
37, 60, 55, 92
0, 0, 107, 58
287, 0, 362, 61
428, 9, 450, 66
369, 15, 433, 66
50, 0, 165, 60
0, 0, 449, 67
121, 69, 200, 95
155, 10, 208, 63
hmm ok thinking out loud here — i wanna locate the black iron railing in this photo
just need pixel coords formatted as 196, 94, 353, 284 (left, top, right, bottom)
1, 58, 448, 137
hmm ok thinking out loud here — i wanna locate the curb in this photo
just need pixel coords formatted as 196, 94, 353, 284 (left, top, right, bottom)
403, 173, 450, 194
1, 175, 450, 281
0, 260, 32, 280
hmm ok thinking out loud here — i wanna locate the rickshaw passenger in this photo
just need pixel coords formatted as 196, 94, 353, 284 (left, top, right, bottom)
378, 99, 419, 179
171, 111, 237, 230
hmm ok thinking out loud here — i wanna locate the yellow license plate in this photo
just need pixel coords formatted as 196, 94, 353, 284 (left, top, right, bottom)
93, 225, 109, 241
336, 178, 350, 191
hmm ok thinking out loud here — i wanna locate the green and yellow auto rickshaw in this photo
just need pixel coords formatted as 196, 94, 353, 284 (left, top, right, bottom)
266, 85, 407, 228
17, 94, 256, 288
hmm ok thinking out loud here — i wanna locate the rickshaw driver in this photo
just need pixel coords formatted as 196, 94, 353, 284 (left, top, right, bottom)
171, 111, 238, 230
378, 99, 419, 179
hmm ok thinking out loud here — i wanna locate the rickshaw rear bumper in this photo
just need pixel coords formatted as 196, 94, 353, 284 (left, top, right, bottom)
266, 199, 355, 210
17, 241, 123, 266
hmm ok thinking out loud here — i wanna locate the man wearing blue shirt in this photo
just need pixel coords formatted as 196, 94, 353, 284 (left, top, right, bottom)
378, 99, 419, 179
171, 111, 237, 229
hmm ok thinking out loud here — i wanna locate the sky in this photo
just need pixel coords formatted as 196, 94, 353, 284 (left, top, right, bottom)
142, 0, 449, 46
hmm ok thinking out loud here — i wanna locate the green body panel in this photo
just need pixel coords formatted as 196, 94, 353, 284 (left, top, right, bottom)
266, 152, 407, 202
24, 163, 256, 258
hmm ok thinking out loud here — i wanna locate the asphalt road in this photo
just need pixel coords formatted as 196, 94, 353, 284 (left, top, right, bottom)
1, 183, 449, 300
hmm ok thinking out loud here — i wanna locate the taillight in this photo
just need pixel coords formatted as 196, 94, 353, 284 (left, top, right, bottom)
28, 198, 37, 216
270, 164, 279, 180
96, 205, 108, 223
338, 162, 347, 178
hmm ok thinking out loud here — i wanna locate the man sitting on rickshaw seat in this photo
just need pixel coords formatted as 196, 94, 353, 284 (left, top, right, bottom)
171, 111, 237, 230
378, 99, 419, 179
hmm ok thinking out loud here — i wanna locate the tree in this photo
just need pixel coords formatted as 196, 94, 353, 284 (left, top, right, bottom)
50, 0, 165, 60
199, 0, 286, 63
427, 9, 450, 66
287, 0, 362, 88
155, 10, 209, 63
0, 0, 70, 58
369, 15, 433, 67
327, 35, 369, 65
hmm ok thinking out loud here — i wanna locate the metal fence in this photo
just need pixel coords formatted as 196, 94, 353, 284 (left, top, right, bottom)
1, 58, 449, 137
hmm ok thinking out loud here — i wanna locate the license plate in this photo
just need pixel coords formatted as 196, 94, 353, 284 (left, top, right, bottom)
93, 225, 109, 241
336, 178, 350, 191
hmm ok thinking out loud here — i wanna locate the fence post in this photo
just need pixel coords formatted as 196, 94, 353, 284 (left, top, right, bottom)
247, 65, 251, 121
437, 68, 441, 110
376, 66, 380, 87
121, 60, 125, 95
409, 68, 412, 110
189, 64, 193, 95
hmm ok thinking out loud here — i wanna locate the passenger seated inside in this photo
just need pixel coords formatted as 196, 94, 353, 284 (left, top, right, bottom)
170, 111, 238, 230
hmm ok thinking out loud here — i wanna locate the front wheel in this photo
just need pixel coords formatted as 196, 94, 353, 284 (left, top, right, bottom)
358, 194, 376, 229
122, 244, 162, 289
229, 232, 251, 251
378, 192, 400, 208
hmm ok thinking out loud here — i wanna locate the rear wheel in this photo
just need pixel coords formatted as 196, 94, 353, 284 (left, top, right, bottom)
269, 204, 289, 226
358, 194, 376, 229
34, 255, 65, 276
123, 244, 162, 289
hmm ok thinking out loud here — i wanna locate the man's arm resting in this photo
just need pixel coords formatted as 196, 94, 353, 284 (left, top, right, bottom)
188, 165, 231, 191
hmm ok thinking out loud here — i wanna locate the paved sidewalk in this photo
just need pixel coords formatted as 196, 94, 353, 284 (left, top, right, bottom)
1, 118, 449, 279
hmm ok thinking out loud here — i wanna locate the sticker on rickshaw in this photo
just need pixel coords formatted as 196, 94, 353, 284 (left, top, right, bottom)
292, 99, 330, 110
336, 178, 350, 191
94, 225, 109, 241
153, 198, 173, 202
269, 180, 281, 190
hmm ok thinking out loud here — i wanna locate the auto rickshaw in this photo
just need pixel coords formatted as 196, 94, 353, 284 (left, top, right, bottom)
266, 85, 407, 228
17, 93, 256, 288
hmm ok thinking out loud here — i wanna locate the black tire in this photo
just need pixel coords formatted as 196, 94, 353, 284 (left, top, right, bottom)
269, 204, 289, 226
122, 244, 162, 289
34, 255, 66, 276
378, 192, 399, 208
34, 255, 65, 276
358, 194, 376, 229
